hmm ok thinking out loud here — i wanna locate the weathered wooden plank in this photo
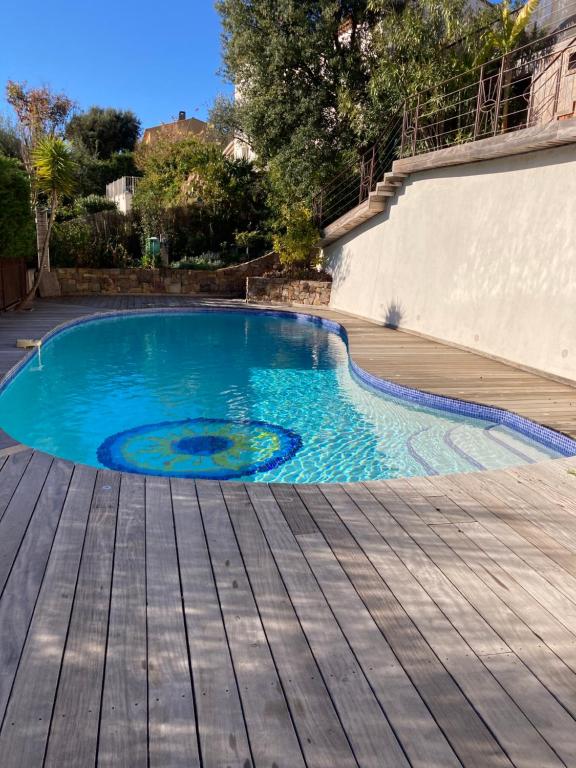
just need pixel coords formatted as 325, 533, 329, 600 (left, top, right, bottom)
98, 473, 147, 768
295, 484, 514, 768
223, 482, 359, 768
268, 483, 318, 535
431, 521, 576, 669
344, 483, 507, 656
450, 469, 576, 555
0, 458, 72, 725
482, 652, 576, 768
295, 529, 461, 768
467, 519, 576, 633
145, 475, 200, 768
196, 480, 305, 768
0, 451, 52, 595
313, 483, 563, 768
383, 478, 451, 524
171, 478, 252, 768
429, 473, 576, 577
44, 470, 120, 767
431, 473, 576, 605
251, 482, 440, 768
364, 480, 576, 718
405, 476, 474, 523
0, 465, 97, 768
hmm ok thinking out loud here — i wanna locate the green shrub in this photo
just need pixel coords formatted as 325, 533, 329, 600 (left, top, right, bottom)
0, 154, 35, 261
74, 194, 117, 216
272, 203, 319, 268
74, 149, 139, 197
51, 210, 141, 268
171, 252, 226, 270
50, 219, 93, 266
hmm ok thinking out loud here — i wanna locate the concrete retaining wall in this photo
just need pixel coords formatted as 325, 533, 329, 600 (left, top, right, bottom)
325, 143, 576, 382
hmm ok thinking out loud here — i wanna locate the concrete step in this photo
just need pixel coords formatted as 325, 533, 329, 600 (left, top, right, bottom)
384, 171, 408, 182
367, 196, 388, 211
375, 183, 400, 195
371, 188, 396, 199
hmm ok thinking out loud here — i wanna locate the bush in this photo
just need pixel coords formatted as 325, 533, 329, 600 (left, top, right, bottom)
58, 194, 117, 221
0, 154, 35, 262
74, 149, 139, 197
74, 194, 117, 216
133, 135, 272, 262
171, 252, 226, 270
272, 203, 319, 269
51, 210, 141, 268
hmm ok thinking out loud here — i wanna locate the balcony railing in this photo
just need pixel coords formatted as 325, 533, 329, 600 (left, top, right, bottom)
313, 24, 576, 231
105, 176, 140, 199
401, 29, 576, 157
312, 114, 403, 229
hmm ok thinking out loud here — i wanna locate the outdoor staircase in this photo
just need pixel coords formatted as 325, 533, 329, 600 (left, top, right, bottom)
319, 171, 409, 246
319, 112, 576, 248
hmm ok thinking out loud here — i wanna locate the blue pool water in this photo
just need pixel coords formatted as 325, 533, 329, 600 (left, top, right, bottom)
0, 310, 569, 482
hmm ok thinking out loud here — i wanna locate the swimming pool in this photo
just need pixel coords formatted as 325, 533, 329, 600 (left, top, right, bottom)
0, 309, 572, 482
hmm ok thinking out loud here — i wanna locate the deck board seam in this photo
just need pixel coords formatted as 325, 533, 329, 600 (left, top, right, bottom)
339, 484, 576, 760
297, 484, 529, 768
36, 468, 98, 765
191, 481, 257, 768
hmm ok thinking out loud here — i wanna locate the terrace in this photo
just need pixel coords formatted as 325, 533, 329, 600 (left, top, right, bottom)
0, 296, 576, 766
314, 24, 576, 244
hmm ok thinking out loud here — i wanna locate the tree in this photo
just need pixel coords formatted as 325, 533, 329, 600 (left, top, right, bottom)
475, 0, 541, 130
365, 0, 492, 131
66, 107, 140, 158
214, 0, 489, 205
214, 0, 369, 203
0, 115, 21, 159
476, 0, 540, 61
133, 134, 270, 260
6, 81, 75, 286
18, 136, 76, 308
0, 154, 35, 260
6, 82, 74, 178
72, 145, 139, 196
272, 203, 319, 269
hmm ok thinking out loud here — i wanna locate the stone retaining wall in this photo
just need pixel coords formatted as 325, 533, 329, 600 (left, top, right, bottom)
53, 252, 277, 297
246, 277, 332, 306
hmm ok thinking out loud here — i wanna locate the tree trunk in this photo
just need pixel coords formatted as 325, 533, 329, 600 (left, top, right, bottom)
35, 204, 50, 271
17, 195, 56, 310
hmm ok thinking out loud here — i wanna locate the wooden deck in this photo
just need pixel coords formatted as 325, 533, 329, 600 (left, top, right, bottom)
1, 296, 576, 767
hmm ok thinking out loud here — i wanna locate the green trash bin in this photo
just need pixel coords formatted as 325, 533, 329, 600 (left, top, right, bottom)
145, 237, 161, 258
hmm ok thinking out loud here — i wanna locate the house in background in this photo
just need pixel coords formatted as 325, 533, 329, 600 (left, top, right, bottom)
142, 110, 210, 145
223, 86, 257, 162
106, 110, 220, 212
105, 176, 140, 214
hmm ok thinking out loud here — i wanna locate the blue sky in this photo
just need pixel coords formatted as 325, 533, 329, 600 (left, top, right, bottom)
0, 0, 232, 131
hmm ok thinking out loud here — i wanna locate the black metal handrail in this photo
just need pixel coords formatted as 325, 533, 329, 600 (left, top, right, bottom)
312, 113, 403, 230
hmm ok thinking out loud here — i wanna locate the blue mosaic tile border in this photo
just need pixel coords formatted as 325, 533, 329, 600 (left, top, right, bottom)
3, 305, 575, 459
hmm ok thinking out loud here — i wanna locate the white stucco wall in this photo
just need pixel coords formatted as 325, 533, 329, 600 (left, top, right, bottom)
325, 143, 576, 381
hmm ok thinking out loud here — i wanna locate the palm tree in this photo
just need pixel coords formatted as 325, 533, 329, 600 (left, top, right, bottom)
18, 136, 76, 309
476, 0, 541, 131
479, 0, 540, 60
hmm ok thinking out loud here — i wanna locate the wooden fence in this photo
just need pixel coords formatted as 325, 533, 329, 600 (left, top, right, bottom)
0, 259, 27, 311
